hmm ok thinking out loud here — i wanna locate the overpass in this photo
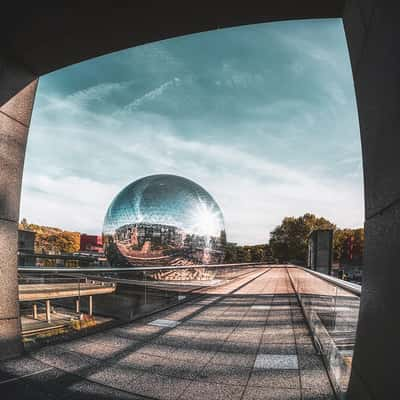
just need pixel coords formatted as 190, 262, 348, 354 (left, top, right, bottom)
19, 281, 116, 302
18, 279, 116, 324
19, 253, 98, 262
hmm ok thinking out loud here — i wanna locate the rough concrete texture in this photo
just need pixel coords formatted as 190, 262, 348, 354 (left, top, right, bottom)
343, 2, 400, 399
0, 80, 37, 360
0, 268, 335, 399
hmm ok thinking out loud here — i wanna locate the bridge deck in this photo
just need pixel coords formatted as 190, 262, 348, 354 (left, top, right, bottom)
19, 282, 116, 301
0, 268, 334, 399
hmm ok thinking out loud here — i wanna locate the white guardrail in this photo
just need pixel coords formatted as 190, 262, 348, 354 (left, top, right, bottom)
19, 263, 361, 296
290, 265, 361, 296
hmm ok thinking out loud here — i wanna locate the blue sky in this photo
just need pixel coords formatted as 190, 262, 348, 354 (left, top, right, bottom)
21, 18, 363, 244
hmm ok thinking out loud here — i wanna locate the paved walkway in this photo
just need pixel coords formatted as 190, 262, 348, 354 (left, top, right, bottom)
0, 268, 335, 399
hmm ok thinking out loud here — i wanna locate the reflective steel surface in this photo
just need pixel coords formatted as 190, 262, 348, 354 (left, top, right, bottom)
103, 174, 226, 268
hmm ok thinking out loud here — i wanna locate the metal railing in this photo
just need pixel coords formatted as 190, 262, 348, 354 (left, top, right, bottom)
17, 261, 268, 273
18, 263, 271, 338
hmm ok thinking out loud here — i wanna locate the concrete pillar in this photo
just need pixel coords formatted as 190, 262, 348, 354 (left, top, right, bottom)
32, 303, 38, 320
88, 295, 93, 316
343, 2, 400, 399
75, 298, 80, 313
45, 300, 51, 323
0, 80, 37, 360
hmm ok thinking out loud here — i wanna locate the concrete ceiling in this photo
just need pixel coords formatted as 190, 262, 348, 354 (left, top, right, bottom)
1, 2, 345, 78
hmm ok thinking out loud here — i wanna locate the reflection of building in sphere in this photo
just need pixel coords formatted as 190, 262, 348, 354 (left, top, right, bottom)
103, 174, 226, 271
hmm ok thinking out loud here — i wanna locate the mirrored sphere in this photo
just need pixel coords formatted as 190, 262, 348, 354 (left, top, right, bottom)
103, 174, 226, 267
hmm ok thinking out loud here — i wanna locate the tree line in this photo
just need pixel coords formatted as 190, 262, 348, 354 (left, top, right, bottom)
268, 213, 363, 265
20, 213, 363, 266
223, 243, 272, 263
222, 213, 363, 265
19, 218, 80, 254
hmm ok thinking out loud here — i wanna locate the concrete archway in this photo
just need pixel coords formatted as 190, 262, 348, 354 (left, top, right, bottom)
1, 2, 398, 398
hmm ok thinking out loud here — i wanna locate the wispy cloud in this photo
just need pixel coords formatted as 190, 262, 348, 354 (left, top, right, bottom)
116, 78, 181, 114
67, 80, 136, 105
22, 19, 363, 243
39, 80, 136, 114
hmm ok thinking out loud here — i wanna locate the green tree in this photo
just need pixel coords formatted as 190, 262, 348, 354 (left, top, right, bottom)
269, 213, 336, 264
334, 228, 364, 263
223, 243, 238, 263
223, 243, 272, 263
235, 246, 247, 263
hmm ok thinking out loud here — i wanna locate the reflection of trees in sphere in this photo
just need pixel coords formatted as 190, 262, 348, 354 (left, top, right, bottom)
103, 174, 226, 269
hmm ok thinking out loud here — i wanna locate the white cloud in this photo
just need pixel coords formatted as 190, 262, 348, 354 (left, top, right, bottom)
22, 115, 364, 243
21, 173, 119, 234
22, 20, 364, 244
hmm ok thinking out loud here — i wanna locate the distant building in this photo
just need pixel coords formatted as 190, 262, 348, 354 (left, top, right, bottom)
17, 229, 36, 266
307, 229, 333, 275
80, 234, 103, 253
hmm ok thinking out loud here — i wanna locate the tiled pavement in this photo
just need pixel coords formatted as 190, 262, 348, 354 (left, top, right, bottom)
0, 268, 335, 399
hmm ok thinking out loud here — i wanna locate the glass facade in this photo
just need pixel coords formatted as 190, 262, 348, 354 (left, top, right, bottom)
103, 174, 226, 268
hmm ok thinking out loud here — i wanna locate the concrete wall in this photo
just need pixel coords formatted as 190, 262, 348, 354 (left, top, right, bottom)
343, 2, 400, 399
307, 230, 333, 274
0, 2, 345, 106
0, 80, 37, 359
